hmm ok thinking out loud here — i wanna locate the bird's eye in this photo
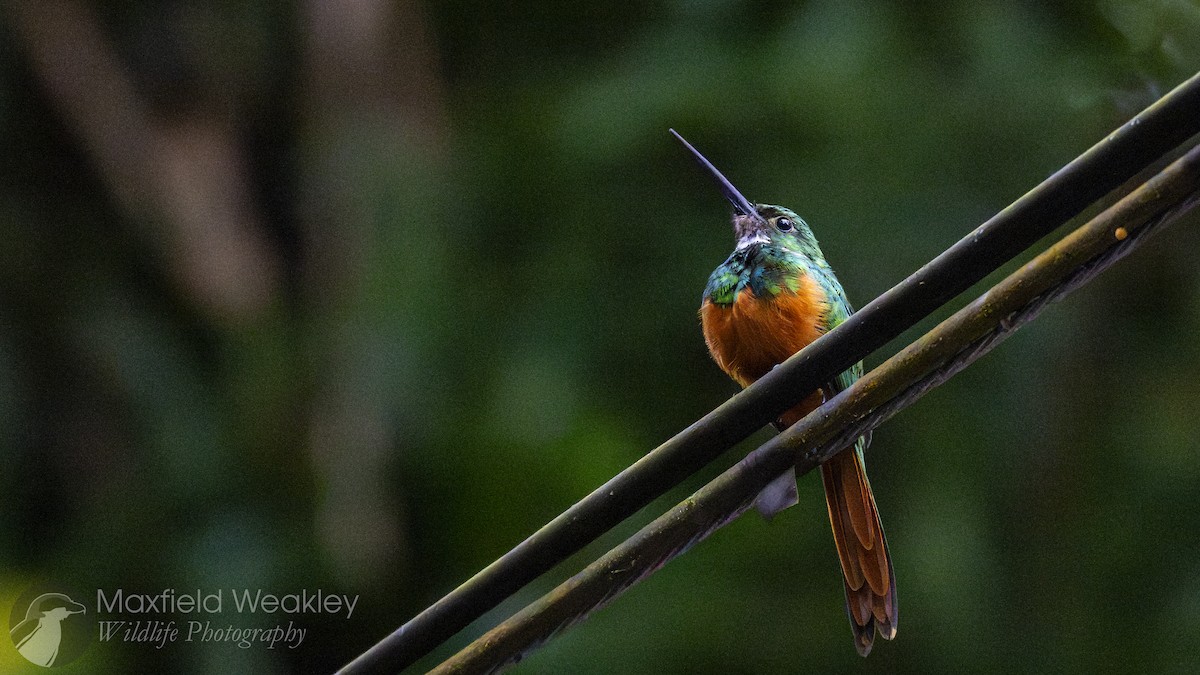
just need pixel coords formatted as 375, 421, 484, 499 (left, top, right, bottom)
776, 217, 794, 232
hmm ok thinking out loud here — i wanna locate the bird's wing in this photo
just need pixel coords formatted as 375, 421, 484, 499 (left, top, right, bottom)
819, 275, 871, 451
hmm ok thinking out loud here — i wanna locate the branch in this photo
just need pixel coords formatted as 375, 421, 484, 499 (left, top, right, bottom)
298, 0, 450, 588
4, 0, 281, 322
337, 70, 1200, 674
433, 139, 1200, 675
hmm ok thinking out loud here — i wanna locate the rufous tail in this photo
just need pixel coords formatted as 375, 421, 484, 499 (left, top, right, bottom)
820, 447, 897, 657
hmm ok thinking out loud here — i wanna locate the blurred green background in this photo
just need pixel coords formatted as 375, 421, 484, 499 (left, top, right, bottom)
2, 1, 1199, 673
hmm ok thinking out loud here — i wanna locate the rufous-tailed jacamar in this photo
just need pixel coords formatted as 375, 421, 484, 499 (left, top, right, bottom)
672, 130, 896, 656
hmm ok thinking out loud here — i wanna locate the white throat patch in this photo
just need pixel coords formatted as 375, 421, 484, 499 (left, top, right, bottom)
735, 232, 770, 250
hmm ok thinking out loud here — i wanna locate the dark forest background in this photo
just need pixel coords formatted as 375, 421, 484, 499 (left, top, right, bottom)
2, 1, 1200, 673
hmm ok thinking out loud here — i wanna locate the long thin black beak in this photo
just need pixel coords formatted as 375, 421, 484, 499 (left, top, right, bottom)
670, 129, 763, 223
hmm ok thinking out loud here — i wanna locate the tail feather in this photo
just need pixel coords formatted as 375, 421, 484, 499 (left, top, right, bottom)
822, 464, 867, 591
838, 459, 876, 549
821, 447, 897, 657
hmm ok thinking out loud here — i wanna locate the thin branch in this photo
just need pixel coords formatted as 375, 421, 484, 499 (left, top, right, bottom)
3, 0, 154, 219
337, 70, 1200, 674
4, 0, 281, 322
298, 0, 450, 583
433, 141, 1200, 675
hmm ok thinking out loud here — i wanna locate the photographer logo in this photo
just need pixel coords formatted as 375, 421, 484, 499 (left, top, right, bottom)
8, 585, 92, 668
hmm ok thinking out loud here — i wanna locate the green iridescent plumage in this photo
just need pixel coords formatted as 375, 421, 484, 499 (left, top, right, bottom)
702, 204, 863, 398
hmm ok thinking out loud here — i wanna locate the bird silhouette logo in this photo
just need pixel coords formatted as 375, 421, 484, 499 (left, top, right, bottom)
8, 591, 88, 668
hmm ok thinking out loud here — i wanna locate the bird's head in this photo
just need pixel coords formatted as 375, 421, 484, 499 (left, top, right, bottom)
671, 129, 820, 254
25, 593, 87, 622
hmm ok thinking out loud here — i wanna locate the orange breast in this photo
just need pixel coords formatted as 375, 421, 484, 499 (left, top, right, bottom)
701, 273, 828, 422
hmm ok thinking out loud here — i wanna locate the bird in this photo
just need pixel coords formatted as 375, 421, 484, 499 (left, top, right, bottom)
672, 129, 896, 656
10, 592, 87, 667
